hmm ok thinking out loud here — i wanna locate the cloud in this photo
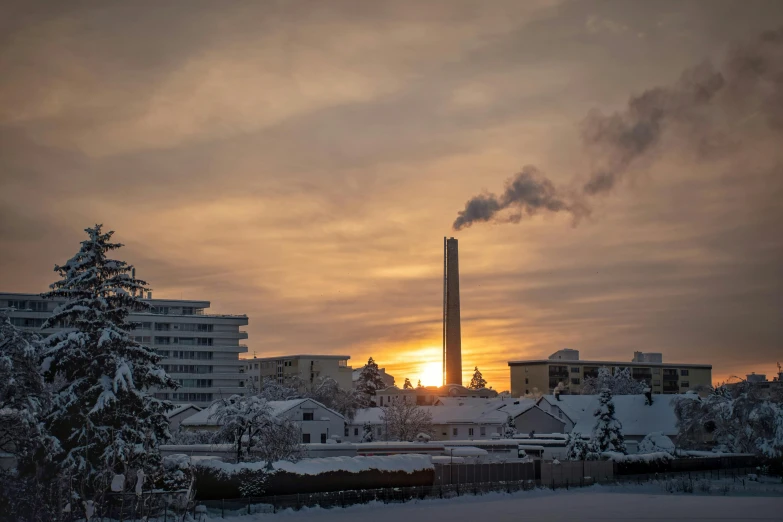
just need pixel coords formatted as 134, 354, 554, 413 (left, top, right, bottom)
452, 27, 783, 229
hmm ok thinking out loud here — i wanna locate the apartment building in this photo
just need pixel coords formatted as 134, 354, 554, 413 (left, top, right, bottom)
1, 293, 248, 407
244, 354, 353, 390
509, 349, 711, 396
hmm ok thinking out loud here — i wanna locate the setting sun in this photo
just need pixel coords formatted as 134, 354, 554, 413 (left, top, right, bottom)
418, 361, 443, 387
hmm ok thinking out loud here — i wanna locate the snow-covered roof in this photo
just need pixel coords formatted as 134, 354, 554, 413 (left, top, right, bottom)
166, 403, 202, 418
181, 398, 343, 426
351, 405, 508, 426
537, 394, 684, 436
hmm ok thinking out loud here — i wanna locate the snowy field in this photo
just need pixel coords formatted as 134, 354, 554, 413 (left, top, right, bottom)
223, 482, 783, 522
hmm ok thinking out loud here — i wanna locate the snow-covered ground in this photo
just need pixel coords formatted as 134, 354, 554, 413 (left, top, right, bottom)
220, 481, 783, 522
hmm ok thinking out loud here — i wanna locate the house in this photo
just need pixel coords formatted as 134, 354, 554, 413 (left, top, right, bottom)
343, 396, 562, 442
166, 403, 202, 432
180, 398, 345, 444
536, 394, 684, 446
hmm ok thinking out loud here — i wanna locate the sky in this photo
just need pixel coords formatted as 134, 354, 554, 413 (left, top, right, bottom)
1, 0, 782, 391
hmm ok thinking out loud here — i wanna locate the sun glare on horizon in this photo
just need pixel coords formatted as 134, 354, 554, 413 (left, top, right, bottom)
418, 361, 443, 387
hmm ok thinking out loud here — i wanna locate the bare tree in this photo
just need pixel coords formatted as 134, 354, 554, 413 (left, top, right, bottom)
380, 398, 433, 441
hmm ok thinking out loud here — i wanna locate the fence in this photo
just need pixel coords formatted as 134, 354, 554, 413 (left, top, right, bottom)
433, 461, 537, 486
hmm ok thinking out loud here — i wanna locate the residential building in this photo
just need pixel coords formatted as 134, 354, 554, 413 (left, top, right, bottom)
725, 369, 783, 396
181, 398, 345, 444
1, 293, 248, 407
352, 364, 395, 389
244, 354, 353, 390
508, 350, 712, 396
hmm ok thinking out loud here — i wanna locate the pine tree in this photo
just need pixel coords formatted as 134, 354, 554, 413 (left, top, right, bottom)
503, 414, 517, 438
361, 422, 374, 442
564, 431, 594, 460
468, 366, 487, 390
403, 378, 413, 390
416, 379, 423, 389
591, 388, 626, 454
0, 311, 58, 468
41, 225, 177, 507
356, 357, 386, 404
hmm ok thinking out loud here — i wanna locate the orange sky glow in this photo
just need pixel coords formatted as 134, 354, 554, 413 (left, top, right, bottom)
1, 1, 782, 393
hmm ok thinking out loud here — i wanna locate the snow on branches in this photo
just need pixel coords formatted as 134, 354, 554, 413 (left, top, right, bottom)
581, 367, 645, 395
40, 225, 177, 502
380, 398, 434, 442
591, 388, 627, 454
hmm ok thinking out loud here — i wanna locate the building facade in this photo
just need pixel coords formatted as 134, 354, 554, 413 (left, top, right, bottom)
244, 354, 353, 390
1, 293, 248, 407
509, 349, 712, 396
181, 398, 345, 444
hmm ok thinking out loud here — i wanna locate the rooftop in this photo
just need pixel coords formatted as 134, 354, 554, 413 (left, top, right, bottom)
509, 359, 711, 369
250, 354, 350, 360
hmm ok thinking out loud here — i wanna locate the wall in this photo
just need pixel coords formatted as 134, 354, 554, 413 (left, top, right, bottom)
513, 407, 566, 435
510, 364, 549, 397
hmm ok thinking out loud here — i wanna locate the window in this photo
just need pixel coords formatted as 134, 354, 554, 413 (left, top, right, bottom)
571, 367, 580, 373
354, 428, 359, 436
7, 300, 26, 309
344, 427, 349, 436
254, 363, 259, 369
525, 367, 529, 373
154, 336, 170, 345
480, 427, 486, 436
302, 434, 311, 443
141, 322, 152, 329
525, 378, 529, 384
468, 428, 474, 436
321, 434, 327, 444
653, 368, 660, 374
31, 301, 48, 312
377, 428, 382, 436
452, 428, 458, 436
380, 396, 384, 406
681, 369, 690, 376
155, 323, 171, 331
239, 381, 245, 387
182, 307, 195, 315
303, 412, 314, 421
571, 378, 581, 385
681, 381, 690, 388
197, 338, 213, 346
525, 389, 529, 394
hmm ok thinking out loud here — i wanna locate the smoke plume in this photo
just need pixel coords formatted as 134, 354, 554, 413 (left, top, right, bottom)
453, 27, 783, 231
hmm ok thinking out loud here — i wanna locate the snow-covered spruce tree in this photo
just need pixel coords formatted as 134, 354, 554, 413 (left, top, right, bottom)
591, 388, 626, 454
355, 357, 387, 406
469, 366, 487, 390
380, 398, 434, 441
564, 431, 593, 460
0, 311, 59, 468
41, 225, 177, 509
403, 378, 413, 390
0, 311, 62, 521
361, 422, 374, 442
503, 414, 517, 439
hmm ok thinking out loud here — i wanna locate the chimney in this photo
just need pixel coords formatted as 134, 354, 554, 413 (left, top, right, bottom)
443, 237, 462, 386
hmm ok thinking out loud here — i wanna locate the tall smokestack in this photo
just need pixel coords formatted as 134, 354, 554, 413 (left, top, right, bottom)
443, 237, 462, 386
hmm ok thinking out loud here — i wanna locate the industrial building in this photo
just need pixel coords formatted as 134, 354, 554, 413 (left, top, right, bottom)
1, 292, 248, 407
509, 348, 712, 396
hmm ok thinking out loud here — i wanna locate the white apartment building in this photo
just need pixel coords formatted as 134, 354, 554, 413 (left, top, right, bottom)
1, 293, 248, 407
245, 354, 353, 390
